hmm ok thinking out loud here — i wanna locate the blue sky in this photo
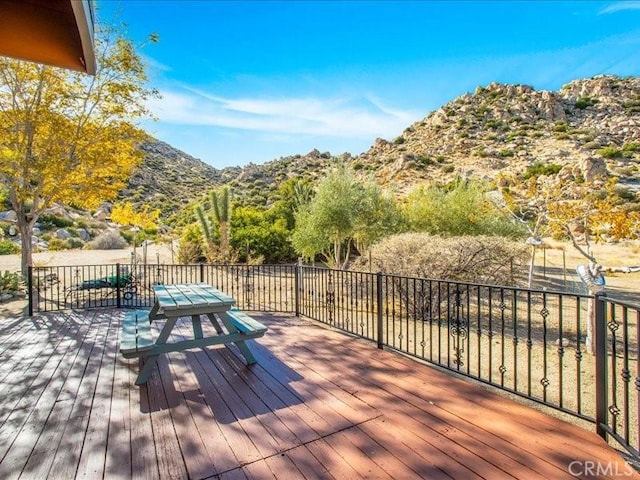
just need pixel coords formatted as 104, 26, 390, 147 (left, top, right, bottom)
97, 1, 640, 169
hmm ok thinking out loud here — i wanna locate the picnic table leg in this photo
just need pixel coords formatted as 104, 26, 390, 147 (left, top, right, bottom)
136, 355, 159, 385
205, 313, 224, 334
135, 317, 178, 385
192, 314, 203, 339
217, 311, 257, 364
148, 301, 161, 321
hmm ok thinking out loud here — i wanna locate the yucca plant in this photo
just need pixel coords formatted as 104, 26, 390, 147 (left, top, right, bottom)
196, 187, 235, 263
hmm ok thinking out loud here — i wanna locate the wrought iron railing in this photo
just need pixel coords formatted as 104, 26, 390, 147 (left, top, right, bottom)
29, 263, 296, 313
28, 263, 639, 459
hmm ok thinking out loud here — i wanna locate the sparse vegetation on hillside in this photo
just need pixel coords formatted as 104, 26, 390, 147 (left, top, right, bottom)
6, 74, 639, 278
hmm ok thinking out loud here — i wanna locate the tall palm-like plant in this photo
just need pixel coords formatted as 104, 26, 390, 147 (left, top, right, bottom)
212, 187, 230, 256
197, 187, 234, 262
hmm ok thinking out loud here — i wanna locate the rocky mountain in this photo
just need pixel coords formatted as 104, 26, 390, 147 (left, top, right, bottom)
120, 139, 241, 217
125, 74, 640, 222
356, 74, 640, 195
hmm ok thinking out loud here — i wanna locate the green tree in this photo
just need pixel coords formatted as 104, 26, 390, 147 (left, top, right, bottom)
270, 178, 313, 230
291, 165, 401, 268
405, 179, 524, 238
231, 206, 295, 263
0, 25, 156, 275
177, 224, 205, 264
352, 182, 405, 254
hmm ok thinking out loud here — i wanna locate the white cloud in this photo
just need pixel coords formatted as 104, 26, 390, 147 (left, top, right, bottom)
599, 2, 640, 14
141, 54, 172, 73
146, 86, 420, 139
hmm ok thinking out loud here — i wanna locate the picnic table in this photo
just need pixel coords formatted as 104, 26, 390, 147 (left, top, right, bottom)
120, 283, 267, 385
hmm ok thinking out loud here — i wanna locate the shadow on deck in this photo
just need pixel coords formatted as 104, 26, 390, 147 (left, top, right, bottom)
0, 309, 636, 479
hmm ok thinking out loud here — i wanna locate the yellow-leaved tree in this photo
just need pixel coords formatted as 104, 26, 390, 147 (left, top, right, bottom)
0, 25, 157, 276
111, 201, 160, 232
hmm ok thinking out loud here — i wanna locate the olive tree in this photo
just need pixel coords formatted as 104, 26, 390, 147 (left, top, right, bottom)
292, 165, 402, 268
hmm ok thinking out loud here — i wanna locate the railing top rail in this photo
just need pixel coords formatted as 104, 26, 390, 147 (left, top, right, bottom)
32, 263, 297, 270
298, 264, 592, 300
598, 294, 640, 311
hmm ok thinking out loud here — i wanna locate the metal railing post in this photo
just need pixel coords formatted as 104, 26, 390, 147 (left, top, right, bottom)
294, 264, 301, 316
377, 272, 383, 349
595, 293, 608, 440
116, 263, 121, 309
27, 266, 33, 317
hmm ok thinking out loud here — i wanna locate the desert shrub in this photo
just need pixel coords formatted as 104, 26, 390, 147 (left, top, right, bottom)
120, 229, 156, 246
597, 146, 623, 159
361, 233, 529, 284
552, 122, 568, 132
39, 213, 74, 229
583, 141, 601, 150
523, 162, 562, 179
405, 180, 525, 238
442, 165, 455, 173
623, 142, 640, 153
393, 136, 405, 145
47, 237, 83, 250
614, 186, 637, 202
67, 238, 85, 249
0, 240, 19, 255
47, 238, 71, 251
575, 96, 597, 109
356, 234, 529, 320
499, 149, 514, 157
87, 230, 128, 250
176, 225, 205, 263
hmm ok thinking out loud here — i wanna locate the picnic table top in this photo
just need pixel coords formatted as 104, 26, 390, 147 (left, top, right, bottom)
152, 283, 235, 312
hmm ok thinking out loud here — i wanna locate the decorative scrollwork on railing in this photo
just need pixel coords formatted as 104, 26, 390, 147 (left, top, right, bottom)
326, 271, 335, 323
450, 288, 467, 366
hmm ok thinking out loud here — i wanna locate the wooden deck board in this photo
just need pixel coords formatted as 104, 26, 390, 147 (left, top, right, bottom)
266, 322, 602, 473
0, 313, 97, 480
0, 309, 636, 480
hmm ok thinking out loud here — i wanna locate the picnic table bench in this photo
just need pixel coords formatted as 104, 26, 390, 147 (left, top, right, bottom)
120, 283, 267, 385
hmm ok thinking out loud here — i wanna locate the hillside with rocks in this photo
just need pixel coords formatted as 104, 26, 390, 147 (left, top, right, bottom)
120, 138, 241, 217
125, 74, 640, 231
115, 74, 640, 217
356, 74, 640, 195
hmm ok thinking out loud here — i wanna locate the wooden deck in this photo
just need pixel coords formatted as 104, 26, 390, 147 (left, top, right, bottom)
0, 309, 636, 480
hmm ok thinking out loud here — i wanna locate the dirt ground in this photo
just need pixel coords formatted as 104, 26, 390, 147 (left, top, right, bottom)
530, 238, 640, 305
